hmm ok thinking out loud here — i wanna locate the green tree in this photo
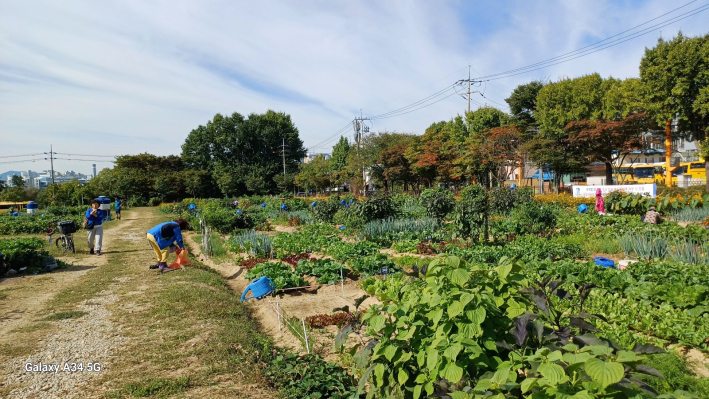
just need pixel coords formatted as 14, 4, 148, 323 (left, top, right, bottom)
11, 175, 25, 188
505, 80, 545, 126
330, 136, 351, 172
295, 155, 331, 193
181, 111, 306, 196
640, 32, 709, 191
532, 73, 609, 191
640, 32, 709, 139
273, 173, 296, 194
465, 106, 509, 135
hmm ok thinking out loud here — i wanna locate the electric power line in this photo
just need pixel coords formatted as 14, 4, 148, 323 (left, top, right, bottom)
367, 83, 458, 120
52, 157, 116, 162
308, 120, 355, 150
54, 153, 117, 158
370, 91, 460, 120
474, 2, 709, 81
0, 153, 43, 159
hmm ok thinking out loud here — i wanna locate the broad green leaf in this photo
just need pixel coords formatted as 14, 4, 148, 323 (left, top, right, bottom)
429, 294, 442, 307
374, 363, 386, 388
458, 322, 482, 338
474, 378, 492, 391
496, 263, 513, 280
588, 345, 614, 356
369, 314, 386, 331
398, 325, 417, 341
429, 309, 444, 327
615, 350, 639, 363
416, 350, 426, 367
449, 268, 471, 286
384, 345, 399, 362
445, 256, 461, 269
413, 384, 422, 399
395, 351, 412, 366
547, 350, 563, 362
563, 352, 593, 365
491, 369, 509, 385
444, 344, 462, 360
448, 301, 465, 318
415, 373, 427, 383
484, 340, 498, 351
398, 368, 409, 385
468, 307, 486, 325
562, 344, 579, 352
459, 292, 475, 306
570, 391, 593, 399
585, 358, 624, 387
538, 363, 565, 385
425, 381, 434, 395
520, 377, 538, 393
441, 362, 464, 384
448, 392, 469, 399
506, 299, 525, 318
427, 349, 439, 371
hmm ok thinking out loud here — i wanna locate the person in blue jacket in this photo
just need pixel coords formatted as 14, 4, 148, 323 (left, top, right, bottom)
85, 199, 105, 255
114, 198, 122, 220
146, 218, 189, 272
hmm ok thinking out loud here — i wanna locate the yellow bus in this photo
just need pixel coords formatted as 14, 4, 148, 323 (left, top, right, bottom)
683, 161, 706, 180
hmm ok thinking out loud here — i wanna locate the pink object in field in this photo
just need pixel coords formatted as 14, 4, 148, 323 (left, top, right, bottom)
595, 188, 605, 213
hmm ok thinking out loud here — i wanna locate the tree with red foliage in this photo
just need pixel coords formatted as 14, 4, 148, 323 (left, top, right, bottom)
565, 113, 655, 185
378, 145, 415, 191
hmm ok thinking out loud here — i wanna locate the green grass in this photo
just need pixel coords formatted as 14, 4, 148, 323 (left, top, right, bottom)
42, 310, 88, 321
0, 292, 7, 300
5, 208, 278, 397
586, 236, 622, 254
636, 352, 709, 396
109, 377, 191, 398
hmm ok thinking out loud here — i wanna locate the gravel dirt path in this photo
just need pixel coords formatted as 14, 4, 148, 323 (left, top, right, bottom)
0, 217, 135, 398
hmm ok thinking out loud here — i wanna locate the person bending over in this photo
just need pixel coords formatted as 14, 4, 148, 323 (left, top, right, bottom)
85, 199, 105, 255
146, 218, 189, 272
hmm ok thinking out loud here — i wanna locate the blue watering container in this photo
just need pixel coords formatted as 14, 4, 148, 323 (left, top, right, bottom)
281, 204, 288, 211
240, 277, 275, 302
261, 203, 266, 208
510, 184, 517, 189
339, 226, 346, 230
593, 257, 616, 268
12, 212, 19, 217
340, 199, 346, 205
577, 204, 588, 214
349, 199, 354, 204
311, 201, 317, 207
189, 204, 195, 210
236, 210, 242, 214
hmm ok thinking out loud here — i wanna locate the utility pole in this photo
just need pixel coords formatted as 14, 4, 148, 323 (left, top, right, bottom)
456, 69, 480, 129
353, 111, 370, 196
665, 119, 672, 187
467, 65, 471, 114
44, 145, 56, 186
282, 138, 286, 176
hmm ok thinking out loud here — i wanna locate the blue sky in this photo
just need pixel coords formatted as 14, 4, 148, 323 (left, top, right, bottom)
0, 0, 707, 175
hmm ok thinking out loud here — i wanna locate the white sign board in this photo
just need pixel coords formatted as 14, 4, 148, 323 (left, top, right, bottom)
572, 184, 656, 198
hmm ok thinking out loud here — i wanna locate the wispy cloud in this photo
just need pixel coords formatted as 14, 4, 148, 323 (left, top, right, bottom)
0, 0, 705, 174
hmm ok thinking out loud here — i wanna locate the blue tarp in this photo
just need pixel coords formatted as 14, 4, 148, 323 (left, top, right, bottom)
530, 171, 555, 181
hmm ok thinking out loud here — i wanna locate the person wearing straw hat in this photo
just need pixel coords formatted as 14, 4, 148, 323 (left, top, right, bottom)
643, 206, 660, 224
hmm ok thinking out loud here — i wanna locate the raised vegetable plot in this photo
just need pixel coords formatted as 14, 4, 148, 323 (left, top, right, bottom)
159, 190, 709, 398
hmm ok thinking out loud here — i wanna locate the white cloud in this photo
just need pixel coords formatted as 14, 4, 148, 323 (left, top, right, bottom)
0, 0, 706, 174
